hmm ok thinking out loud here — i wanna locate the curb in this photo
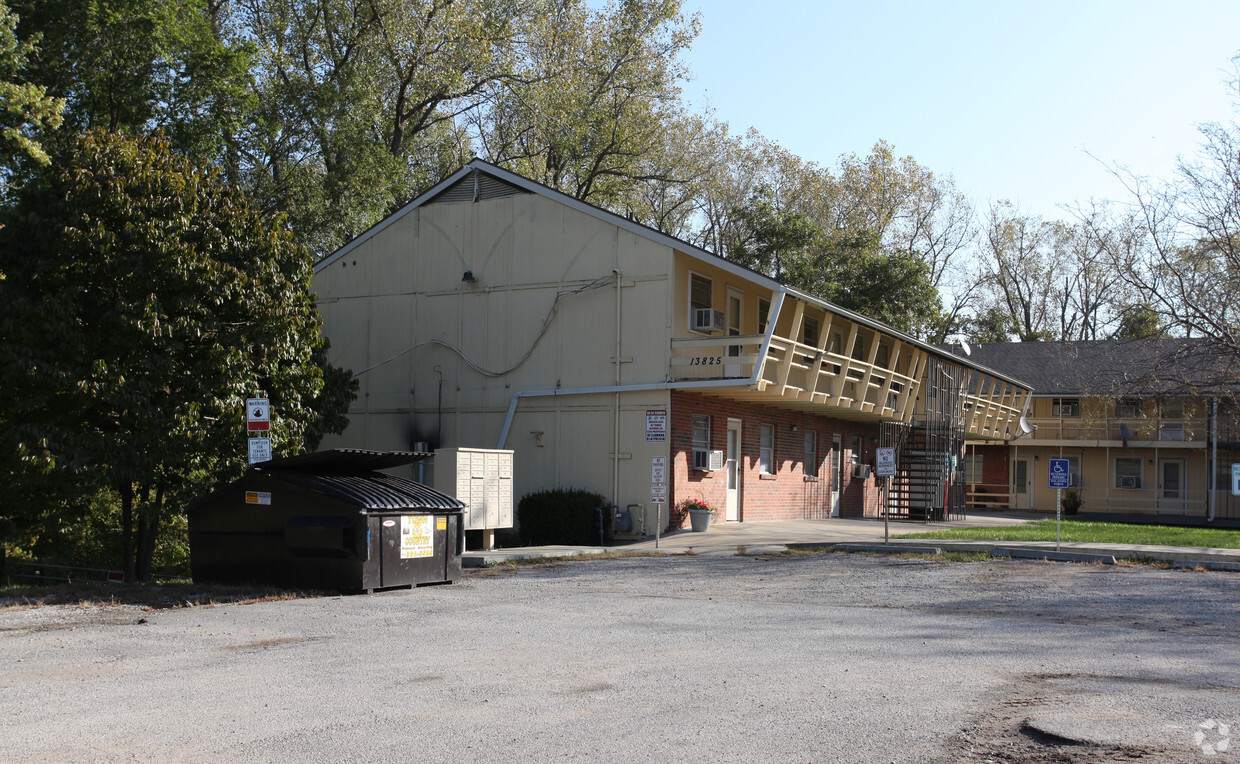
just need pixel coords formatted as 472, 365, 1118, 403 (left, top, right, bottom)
1173, 560, 1240, 572
831, 543, 943, 555
993, 547, 1117, 565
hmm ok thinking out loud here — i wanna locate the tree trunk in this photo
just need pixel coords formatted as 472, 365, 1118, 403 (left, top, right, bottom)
120, 483, 136, 583
136, 488, 164, 583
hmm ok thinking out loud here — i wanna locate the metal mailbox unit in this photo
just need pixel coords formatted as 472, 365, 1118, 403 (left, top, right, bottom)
188, 449, 466, 593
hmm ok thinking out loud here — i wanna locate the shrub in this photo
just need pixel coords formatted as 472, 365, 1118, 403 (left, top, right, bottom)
517, 488, 607, 546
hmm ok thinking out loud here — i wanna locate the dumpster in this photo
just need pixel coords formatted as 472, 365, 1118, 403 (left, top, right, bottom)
188, 449, 466, 592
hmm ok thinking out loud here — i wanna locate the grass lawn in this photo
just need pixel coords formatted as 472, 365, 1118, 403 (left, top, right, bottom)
899, 518, 1240, 549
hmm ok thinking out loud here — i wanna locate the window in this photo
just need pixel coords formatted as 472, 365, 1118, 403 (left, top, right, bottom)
851, 435, 862, 465
804, 431, 818, 477
964, 453, 984, 484
692, 414, 710, 451
802, 316, 819, 348
690, 273, 712, 313
757, 297, 771, 334
1066, 455, 1081, 486
759, 424, 775, 474
1161, 398, 1184, 418
851, 333, 867, 361
1117, 398, 1141, 418
726, 288, 742, 357
1115, 457, 1143, 489
1052, 398, 1080, 417
875, 342, 889, 369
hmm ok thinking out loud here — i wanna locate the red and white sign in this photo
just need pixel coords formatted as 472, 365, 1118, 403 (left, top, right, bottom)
247, 398, 271, 431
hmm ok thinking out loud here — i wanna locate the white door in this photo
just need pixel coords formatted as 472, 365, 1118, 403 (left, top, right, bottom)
1158, 458, 1187, 512
1012, 458, 1034, 509
830, 434, 843, 517
725, 419, 741, 521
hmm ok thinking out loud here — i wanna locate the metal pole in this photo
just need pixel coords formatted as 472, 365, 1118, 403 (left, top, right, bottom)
655, 504, 661, 549
884, 475, 890, 544
1056, 487, 1062, 552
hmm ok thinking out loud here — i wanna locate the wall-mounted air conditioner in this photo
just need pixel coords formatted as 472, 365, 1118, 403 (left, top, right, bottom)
853, 464, 872, 479
1118, 475, 1138, 489
691, 308, 726, 332
692, 449, 725, 471
692, 449, 711, 471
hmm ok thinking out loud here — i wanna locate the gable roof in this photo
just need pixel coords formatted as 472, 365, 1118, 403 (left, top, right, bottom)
965, 339, 1240, 397
315, 159, 1030, 389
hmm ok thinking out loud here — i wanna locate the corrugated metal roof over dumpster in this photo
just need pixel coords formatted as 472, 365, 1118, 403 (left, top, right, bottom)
188, 449, 466, 592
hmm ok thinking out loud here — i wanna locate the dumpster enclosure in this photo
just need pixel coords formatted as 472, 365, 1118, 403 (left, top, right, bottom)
188, 449, 466, 592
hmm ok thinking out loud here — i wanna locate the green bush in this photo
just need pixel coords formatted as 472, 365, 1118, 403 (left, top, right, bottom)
517, 488, 607, 546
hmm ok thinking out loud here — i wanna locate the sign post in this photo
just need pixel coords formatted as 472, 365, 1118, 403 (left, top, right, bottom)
1048, 458, 1071, 551
876, 447, 896, 544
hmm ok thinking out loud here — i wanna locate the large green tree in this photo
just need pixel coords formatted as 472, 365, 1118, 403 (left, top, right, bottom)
0, 130, 353, 580
0, 0, 63, 187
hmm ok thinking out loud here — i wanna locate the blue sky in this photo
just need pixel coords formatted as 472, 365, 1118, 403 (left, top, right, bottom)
679, 1, 1240, 221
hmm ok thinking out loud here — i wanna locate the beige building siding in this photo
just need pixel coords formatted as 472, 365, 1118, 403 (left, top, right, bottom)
314, 189, 684, 528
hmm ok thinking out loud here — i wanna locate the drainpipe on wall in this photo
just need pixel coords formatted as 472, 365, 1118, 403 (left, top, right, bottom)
1210, 395, 1217, 523
613, 269, 622, 511
496, 289, 789, 450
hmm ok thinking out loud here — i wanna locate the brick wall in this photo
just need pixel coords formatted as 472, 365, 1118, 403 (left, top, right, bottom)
669, 390, 881, 527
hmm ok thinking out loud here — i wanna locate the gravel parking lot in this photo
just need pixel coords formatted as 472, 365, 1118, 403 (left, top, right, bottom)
3, 552, 1239, 762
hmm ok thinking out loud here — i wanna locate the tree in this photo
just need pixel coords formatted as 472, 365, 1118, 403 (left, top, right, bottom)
474, 0, 700, 209
0, 130, 354, 580
10, 0, 252, 163
0, 0, 63, 187
979, 201, 1058, 341
235, 0, 520, 255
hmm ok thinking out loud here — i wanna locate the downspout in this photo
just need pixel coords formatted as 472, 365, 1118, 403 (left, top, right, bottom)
497, 289, 788, 449
613, 269, 622, 510
1210, 395, 1217, 522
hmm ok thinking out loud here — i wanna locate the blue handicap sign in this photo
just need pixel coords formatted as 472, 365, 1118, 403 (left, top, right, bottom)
1048, 458, 1071, 489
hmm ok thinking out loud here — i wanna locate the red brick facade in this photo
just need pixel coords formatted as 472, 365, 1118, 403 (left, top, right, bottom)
669, 390, 881, 528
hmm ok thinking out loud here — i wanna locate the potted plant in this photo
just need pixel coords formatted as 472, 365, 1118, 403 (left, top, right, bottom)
677, 498, 717, 532
1061, 488, 1082, 516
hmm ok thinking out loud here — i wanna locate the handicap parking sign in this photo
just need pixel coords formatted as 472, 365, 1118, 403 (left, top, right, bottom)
1049, 458, 1071, 489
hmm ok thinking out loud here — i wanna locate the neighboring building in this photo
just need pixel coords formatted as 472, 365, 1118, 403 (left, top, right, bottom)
311, 160, 1031, 536
964, 341, 1240, 525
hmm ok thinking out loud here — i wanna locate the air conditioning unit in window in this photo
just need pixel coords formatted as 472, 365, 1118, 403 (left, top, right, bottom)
1119, 475, 1138, 489
853, 464, 871, 479
691, 308, 726, 332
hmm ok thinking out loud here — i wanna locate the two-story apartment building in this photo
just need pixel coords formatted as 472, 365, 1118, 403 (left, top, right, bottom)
311, 160, 1032, 536
964, 341, 1240, 525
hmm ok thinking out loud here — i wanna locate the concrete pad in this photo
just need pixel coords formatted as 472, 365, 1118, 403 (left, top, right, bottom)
1173, 559, 1240, 572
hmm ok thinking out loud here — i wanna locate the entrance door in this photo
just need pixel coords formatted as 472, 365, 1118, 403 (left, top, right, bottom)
1158, 458, 1187, 512
725, 419, 741, 521
1012, 458, 1033, 509
830, 434, 843, 517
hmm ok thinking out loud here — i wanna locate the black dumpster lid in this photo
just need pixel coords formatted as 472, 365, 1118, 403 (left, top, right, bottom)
272, 470, 466, 512
257, 448, 430, 473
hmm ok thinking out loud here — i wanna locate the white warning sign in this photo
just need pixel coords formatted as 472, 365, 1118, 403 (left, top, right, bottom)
400, 515, 434, 559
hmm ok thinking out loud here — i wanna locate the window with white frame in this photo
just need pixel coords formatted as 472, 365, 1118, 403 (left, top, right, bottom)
694, 414, 714, 468
757, 297, 771, 334
802, 316, 819, 348
1115, 456, 1143, 489
804, 430, 818, 477
964, 453, 984, 484
1052, 398, 1080, 417
689, 273, 712, 333
759, 423, 775, 474
851, 435, 862, 465
1117, 398, 1141, 418
1066, 455, 1081, 486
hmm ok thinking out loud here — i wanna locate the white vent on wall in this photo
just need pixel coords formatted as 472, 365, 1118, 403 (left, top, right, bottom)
709, 449, 725, 471
691, 308, 726, 332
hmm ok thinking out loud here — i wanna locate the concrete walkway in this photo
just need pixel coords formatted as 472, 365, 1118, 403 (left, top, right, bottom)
461, 512, 1240, 569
